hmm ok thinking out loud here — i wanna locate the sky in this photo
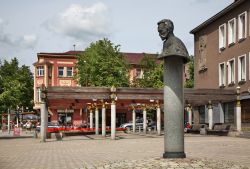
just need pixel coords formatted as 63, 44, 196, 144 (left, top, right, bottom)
0, 0, 233, 69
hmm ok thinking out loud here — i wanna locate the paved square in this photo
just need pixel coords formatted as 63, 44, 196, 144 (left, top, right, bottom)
0, 133, 249, 168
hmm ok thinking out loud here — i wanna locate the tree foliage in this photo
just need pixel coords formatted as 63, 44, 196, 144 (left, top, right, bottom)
76, 38, 130, 87
184, 56, 194, 88
0, 58, 33, 113
133, 54, 163, 88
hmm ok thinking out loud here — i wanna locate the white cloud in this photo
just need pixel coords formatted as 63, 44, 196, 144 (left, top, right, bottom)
189, 0, 210, 4
18, 35, 38, 49
0, 18, 38, 49
44, 2, 112, 43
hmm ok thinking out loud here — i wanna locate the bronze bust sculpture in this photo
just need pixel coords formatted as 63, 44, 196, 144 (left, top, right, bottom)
157, 19, 189, 63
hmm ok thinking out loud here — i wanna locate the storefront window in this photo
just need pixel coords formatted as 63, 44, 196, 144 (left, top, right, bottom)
199, 105, 205, 124
242, 100, 250, 123
223, 102, 234, 123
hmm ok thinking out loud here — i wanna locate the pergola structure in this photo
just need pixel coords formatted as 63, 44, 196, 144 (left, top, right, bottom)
43, 86, 237, 139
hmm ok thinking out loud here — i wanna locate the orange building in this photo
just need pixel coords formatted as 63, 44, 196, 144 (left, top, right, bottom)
33, 51, 162, 125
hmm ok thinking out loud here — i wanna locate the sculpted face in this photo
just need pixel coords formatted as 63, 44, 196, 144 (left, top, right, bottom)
158, 22, 169, 41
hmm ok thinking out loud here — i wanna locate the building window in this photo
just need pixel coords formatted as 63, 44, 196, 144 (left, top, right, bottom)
219, 24, 226, 50
36, 87, 41, 102
238, 11, 247, 40
227, 58, 235, 85
36, 66, 44, 76
58, 67, 64, 77
219, 62, 226, 87
136, 68, 142, 79
223, 102, 234, 123
67, 67, 73, 77
238, 54, 246, 82
199, 105, 205, 124
228, 18, 236, 45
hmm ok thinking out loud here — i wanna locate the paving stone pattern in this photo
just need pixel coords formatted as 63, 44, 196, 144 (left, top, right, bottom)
90, 158, 248, 169
0, 133, 249, 169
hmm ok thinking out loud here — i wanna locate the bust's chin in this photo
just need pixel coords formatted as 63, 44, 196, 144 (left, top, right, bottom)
159, 35, 166, 41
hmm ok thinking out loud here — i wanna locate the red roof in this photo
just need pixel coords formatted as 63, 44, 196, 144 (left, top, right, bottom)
37, 51, 158, 65
123, 53, 158, 65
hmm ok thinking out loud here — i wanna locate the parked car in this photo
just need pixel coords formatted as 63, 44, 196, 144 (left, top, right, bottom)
120, 119, 143, 130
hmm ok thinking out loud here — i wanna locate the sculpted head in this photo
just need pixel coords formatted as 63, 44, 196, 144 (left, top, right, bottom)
157, 19, 174, 41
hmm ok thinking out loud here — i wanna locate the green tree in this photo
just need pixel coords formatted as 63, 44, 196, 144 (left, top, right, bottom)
134, 54, 163, 88
76, 38, 130, 87
184, 56, 194, 88
0, 58, 33, 113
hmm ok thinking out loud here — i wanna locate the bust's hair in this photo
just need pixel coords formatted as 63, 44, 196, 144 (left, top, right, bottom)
157, 19, 174, 32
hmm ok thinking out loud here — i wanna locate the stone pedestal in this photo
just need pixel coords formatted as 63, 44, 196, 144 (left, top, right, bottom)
40, 101, 48, 142
111, 102, 116, 140
163, 57, 186, 158
102, 106, 106, 137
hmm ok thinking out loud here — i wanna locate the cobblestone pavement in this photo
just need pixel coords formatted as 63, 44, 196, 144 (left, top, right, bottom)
0, 133, 249, 169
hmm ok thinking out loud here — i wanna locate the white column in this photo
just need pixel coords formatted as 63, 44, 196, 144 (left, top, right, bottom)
90, 110, 93, 129
111, 101, 116, 140
132, 108, 136, 133
102, 105, 106, 137
208, 101, 213, 130
235, 86, 241, 132
40, 101, 48, 142
143, 108, 147, 134
187, 105, 192, 125
16, 114, 19, 128
157, 106, 161, 135
7, 109, 10, 134
95, 107, 99, 135
235, 105, 241, 132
